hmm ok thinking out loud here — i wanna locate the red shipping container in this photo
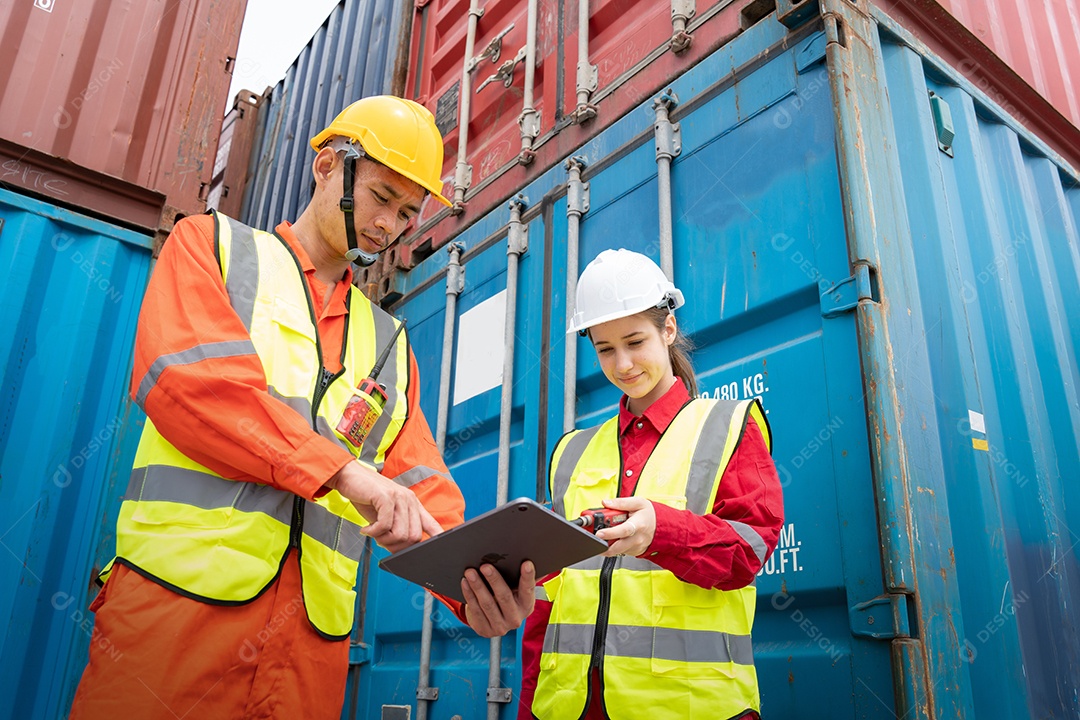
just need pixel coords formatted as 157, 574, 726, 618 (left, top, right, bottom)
0, 0, 247, 235
400, 0, 1080, 269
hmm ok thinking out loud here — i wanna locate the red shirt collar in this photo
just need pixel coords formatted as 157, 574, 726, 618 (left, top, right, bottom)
275, 221, 352, 318
618, 379, 692, 436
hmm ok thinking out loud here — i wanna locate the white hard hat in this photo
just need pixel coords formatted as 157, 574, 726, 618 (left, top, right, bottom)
567, 249, 684, 335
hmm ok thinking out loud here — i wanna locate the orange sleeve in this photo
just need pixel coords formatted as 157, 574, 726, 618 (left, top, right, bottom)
381, 348, 469, 623
131, 215, 354, 500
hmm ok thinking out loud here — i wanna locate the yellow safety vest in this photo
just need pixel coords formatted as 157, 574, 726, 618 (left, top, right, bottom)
106, 211, 411, 638
533, 398, 771, 719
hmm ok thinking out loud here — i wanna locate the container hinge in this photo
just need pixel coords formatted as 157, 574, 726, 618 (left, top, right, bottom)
446, 242, 466, 296
566, 156, 590, 217
416, 687, 439, 701
820, 262, 876, 318
349, 642, 370, 666
670, 0, 696, 53
653, 92, 682, 161
849, 593, 912, 640
487, 687, 513, 703
777, 0, 820, 29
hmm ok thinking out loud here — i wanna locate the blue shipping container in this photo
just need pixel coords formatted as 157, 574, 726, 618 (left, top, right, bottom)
240, 0, 410, 232
347, 3, 1080, 719
0, 188, 151, 719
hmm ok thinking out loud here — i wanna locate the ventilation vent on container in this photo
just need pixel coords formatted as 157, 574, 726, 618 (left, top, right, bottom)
929, 91, 955, 157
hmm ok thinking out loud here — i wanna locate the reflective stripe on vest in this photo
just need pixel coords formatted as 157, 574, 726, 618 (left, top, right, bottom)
534, 398, 770, 720
112, 211, 410, 638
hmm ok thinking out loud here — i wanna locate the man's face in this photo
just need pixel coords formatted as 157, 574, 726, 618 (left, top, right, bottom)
339, 156, 425, 257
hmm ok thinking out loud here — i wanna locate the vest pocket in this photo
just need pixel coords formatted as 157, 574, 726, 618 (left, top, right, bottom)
268, 297, 318, 381
650, 582, 737, 679
130, 500, 232, 529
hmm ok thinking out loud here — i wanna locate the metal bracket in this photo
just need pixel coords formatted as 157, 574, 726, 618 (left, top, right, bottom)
519, 108, 541, 140
777, 0, 820, 29
850, 593, 912, 640
507, 195, 529, 255
348, 642, 370, 666
566, 157, 590, 217
486, 687, 513, 703
670, 0, 695, 53
415, 687, 439, 701
477, 45, 528, 92
576, 59, 599, 95
929, 91, 956, 157
820, 262, 875, 317
452, 161, 473, 215
653, 92, 682, 161
446, 243, 465, 295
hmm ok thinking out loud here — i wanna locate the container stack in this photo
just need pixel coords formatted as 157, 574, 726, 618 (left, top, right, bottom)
0, 2, 245, 717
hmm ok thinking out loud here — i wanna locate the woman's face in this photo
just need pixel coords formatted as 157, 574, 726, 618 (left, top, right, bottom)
590, 311, 677, 410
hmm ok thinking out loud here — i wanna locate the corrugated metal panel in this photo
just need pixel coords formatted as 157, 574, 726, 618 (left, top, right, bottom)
350, 6, 1080, 718
0, 187, 151, 720
207, 90, 264, 218
383, 0, 1080, 276
0, 0, 247, 225
239, 0, 410, 230
936, 0, 1080, 126
0, 138, 166, 234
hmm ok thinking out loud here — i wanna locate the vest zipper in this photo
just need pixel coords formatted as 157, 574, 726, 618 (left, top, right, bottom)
583, 555, 616, 717
289, 368, 338, 549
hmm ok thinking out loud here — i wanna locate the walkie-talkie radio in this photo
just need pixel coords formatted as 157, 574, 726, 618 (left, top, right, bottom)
336, 320, 406, 447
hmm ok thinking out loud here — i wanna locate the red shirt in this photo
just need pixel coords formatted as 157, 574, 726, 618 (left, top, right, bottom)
517, 380, 784, 718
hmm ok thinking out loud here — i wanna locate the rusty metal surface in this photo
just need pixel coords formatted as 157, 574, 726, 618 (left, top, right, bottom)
207, 90, 264, 218
0, 138, 165, 233
0, 0, 247, 224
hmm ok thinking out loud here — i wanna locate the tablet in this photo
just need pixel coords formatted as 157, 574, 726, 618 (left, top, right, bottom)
379, 498, 608, 603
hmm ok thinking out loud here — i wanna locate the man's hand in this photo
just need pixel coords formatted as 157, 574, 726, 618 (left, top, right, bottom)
597, 496, 656, 558
462, 561, 536, 638
327, 462, 444, 553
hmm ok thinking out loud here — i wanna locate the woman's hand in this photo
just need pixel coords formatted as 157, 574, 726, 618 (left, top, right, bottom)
596, 497, 656, 558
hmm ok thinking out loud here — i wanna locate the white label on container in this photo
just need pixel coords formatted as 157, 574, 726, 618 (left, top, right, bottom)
968, 410, 986, 434
453, 290, 506, 405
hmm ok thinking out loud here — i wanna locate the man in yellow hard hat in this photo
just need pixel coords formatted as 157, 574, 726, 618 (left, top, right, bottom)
70, 96, 535, 719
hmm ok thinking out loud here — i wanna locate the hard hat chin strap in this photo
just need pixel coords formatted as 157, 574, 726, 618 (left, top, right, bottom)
338, 143, 378, 268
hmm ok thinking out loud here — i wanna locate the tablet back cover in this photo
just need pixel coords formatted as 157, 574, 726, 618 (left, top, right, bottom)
379, 498, 607, 602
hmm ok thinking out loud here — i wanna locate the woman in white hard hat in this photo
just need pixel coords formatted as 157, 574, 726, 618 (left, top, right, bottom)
519, 249, 785, 720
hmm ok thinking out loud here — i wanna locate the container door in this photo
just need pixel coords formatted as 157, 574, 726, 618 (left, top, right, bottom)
549, 32, 897, 718
347, 208, 552, 719
0, 188, 150, 720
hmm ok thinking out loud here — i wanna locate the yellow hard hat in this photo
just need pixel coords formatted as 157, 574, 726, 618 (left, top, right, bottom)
310, 95, 451, 207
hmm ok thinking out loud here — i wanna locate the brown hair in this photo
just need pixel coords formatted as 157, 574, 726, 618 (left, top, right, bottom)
641, 306, 698, 397
586, 306, 698, 396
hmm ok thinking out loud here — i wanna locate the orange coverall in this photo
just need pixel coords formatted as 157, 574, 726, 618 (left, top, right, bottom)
70, 215, 466, 719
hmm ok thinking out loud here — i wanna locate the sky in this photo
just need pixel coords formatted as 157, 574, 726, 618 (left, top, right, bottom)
225, 0, 343, 113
